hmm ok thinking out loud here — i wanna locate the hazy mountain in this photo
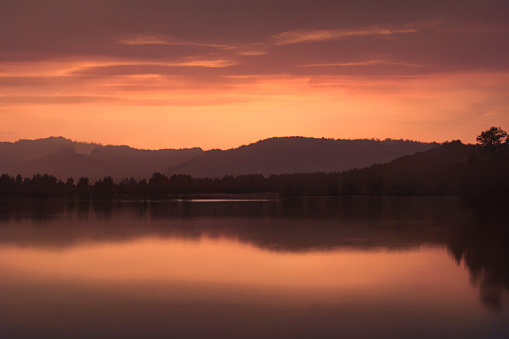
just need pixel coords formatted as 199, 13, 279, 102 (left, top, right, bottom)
165, 137, 439, 178
1, 136, 439, 181
0, 137, 203, 181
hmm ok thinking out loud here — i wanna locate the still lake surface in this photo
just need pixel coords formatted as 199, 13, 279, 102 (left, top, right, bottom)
1, 197, 508, 338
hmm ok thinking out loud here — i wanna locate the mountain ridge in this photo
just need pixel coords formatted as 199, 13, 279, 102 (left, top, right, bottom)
0, 136, 203, 181
1, 136, 439, 181
164, 136, 439, 178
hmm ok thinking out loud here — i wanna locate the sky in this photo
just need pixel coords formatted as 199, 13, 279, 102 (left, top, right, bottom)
1, 0, 508, 150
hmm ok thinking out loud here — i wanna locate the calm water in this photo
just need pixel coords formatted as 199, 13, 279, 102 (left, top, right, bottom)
1, 198, 508, 338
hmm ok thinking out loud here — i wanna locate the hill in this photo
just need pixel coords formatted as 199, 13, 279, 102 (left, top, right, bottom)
336, 140, 475, 196
0, 137, 203, 181
1, 136, 438, 181
3, 139, 506, 205
165, 137, 438, 178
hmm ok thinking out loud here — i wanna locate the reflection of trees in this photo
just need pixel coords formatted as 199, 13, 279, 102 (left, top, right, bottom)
0, 197, 460, 247
2, 197, 508, 311
447, 212, 509, 312
0, 198, 69, 223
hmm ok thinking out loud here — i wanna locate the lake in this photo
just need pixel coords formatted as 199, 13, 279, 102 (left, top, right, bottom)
1, 197, 508, 338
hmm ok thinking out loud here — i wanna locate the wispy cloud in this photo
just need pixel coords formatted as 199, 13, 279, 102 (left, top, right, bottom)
168, 58, 237, 68
117, 34, 227, 48
233, 49, 267, 56
0, 57, 238, 86
222, 42, 269, 56
271, 25, 417, 45
303, 60, 423, 67
119, 35, 269, 57
64, 58, 239, 75
0, 95, 120, 105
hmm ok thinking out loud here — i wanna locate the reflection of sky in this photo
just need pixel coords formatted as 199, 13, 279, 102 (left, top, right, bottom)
1, 235, 507, 339
1, 237, 461, 294
1, 198, 509, 338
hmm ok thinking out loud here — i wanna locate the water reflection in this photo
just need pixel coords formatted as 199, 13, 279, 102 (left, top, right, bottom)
447, 213, 509, 312
0, 197, 463, 250
1, 198, 508, 338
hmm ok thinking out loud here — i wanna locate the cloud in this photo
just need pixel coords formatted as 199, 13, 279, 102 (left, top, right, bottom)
303, 60, 423, 68
117, 34, 227, 49
0, 95, 120, 105
119, 35, 269, 57
235, 50, 267, 56
168, 59, 237, 68
271, 25, 417, 45
0, 93, 251, 107
64, 58, 238, 77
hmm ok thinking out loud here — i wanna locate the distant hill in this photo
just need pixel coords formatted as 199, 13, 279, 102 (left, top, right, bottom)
4, 138, 504, 203
1, 136, 438, 181
165, 137, 438, 178
0, 137, 203, 181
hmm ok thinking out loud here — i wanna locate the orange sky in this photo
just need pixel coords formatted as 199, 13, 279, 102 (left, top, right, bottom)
1, 0, 508, 150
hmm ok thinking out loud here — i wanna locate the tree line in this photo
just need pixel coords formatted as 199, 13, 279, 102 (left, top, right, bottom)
1, 128, 507, 206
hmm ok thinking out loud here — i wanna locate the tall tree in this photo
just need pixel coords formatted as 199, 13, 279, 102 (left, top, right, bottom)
476, 127, 508, 148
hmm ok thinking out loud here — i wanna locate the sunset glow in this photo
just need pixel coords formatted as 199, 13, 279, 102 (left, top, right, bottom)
1, 0, 508, 149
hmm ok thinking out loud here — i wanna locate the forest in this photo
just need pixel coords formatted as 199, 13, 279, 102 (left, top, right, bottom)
1, 128, 508, 207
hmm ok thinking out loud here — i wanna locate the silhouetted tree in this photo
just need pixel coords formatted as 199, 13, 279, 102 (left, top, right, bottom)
64, 178, 75, 197
137, 179, 148, 198
341, 171, 361, 195
94, 176, 116, 199
76, 177, 90, 199
463, 127, 509, 208
476, 127, 508, 149
0, 174, 18, 197
148, 172, 169, 197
